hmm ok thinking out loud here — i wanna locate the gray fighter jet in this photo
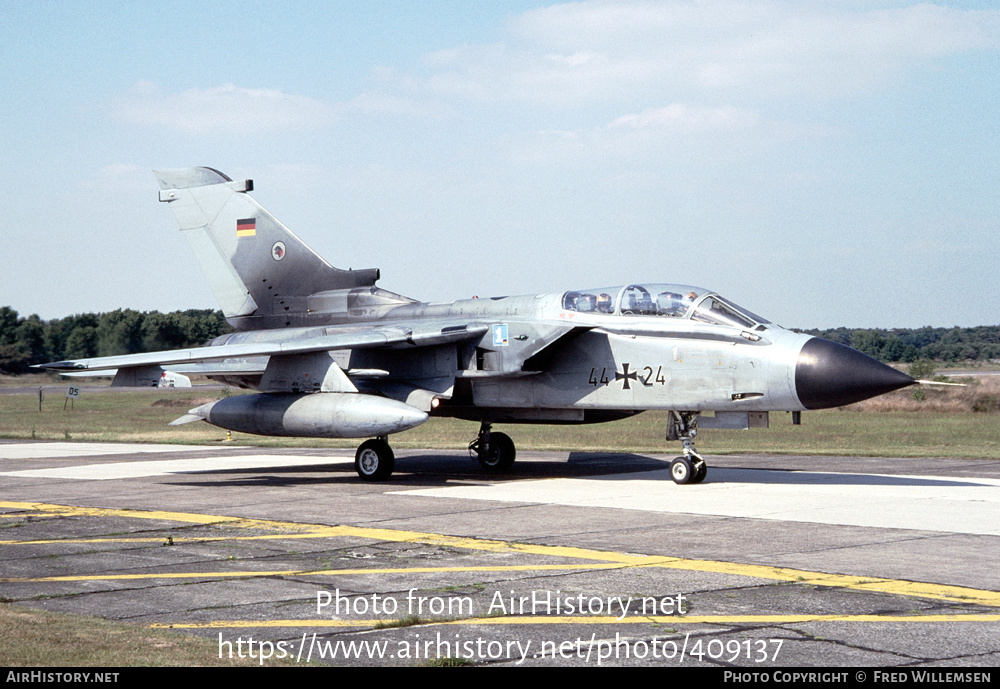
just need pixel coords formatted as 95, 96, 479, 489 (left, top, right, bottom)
39, 167, 915, 483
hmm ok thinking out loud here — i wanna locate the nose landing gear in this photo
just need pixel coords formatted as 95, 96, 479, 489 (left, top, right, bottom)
667, 411, 707, 485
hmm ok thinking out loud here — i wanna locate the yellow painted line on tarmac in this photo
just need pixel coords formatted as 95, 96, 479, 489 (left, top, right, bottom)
4, 500, 1000, 609
3, 564, 625, 583
155, 613, 1000, 630
0, 501, 319, 532
1, 532, 351, 546
0, 513, 57, 519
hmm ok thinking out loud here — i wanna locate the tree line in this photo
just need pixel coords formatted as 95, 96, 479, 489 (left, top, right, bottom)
0, 307, 231, 374
1, 305, 998, 374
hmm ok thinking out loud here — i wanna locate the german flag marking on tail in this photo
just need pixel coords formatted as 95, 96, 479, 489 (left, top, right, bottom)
236, 218, 256, 237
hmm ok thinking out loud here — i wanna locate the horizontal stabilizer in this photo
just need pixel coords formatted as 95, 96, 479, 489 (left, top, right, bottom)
111, 367, 191, 388
169, 412, 206, 426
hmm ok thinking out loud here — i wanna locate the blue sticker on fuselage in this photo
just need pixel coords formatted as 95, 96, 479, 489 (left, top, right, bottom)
492, 324, 508, 346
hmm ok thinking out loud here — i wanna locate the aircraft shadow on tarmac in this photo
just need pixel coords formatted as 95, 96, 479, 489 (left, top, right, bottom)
167, 451, 662, 488
163, 451, 991, 490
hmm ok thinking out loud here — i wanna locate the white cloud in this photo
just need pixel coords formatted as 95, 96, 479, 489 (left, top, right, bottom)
405, 1, 1000, 105
113, 81, 447, 133
510, 102, 816, 164
607, 104, 759, 132
114, 81, 338, 133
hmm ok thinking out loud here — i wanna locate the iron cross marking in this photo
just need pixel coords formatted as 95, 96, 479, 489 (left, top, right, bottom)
615, 363, 638, 390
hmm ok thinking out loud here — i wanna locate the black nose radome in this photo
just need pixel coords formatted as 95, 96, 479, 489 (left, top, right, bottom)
795, 337, 915, 410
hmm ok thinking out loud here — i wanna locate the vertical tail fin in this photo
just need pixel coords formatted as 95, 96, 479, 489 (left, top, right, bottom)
154, 167, 379, 327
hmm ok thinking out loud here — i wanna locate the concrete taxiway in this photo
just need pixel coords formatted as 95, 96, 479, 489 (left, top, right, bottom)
1, 440, 998, 667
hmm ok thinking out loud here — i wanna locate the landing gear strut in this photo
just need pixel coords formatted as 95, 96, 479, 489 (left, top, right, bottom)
355, 436, 395, 481
470, 423, 516, 472
666, 411, 707, 485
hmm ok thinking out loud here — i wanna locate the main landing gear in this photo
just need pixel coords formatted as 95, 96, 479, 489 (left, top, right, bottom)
355, 436, 394, 481
354, 423, 519, 481
469, 422, 516, 472
666, 411, 707, 485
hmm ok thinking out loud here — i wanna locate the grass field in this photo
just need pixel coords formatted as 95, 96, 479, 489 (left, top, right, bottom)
0, 605, 276, 668
2, 375, 998, 459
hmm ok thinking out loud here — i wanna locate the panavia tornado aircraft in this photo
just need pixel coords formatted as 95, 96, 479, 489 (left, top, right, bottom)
39, 167, 915, 483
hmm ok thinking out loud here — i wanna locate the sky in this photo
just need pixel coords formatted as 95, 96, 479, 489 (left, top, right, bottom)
1, 0, 997, 329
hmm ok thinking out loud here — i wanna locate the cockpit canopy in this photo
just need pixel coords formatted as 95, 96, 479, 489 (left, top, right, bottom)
561, 284, 770, 330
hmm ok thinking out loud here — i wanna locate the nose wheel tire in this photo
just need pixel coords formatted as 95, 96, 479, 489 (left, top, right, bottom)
691, 461, 707, 484
670, 456, 707, 485
355, 439, 395, 481
669, 456, 693, 484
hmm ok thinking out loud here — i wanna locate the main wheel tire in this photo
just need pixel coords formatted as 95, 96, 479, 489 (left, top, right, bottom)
478, 431, 516, 472
355, 439, 395, 481
669, 456, 694, 485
